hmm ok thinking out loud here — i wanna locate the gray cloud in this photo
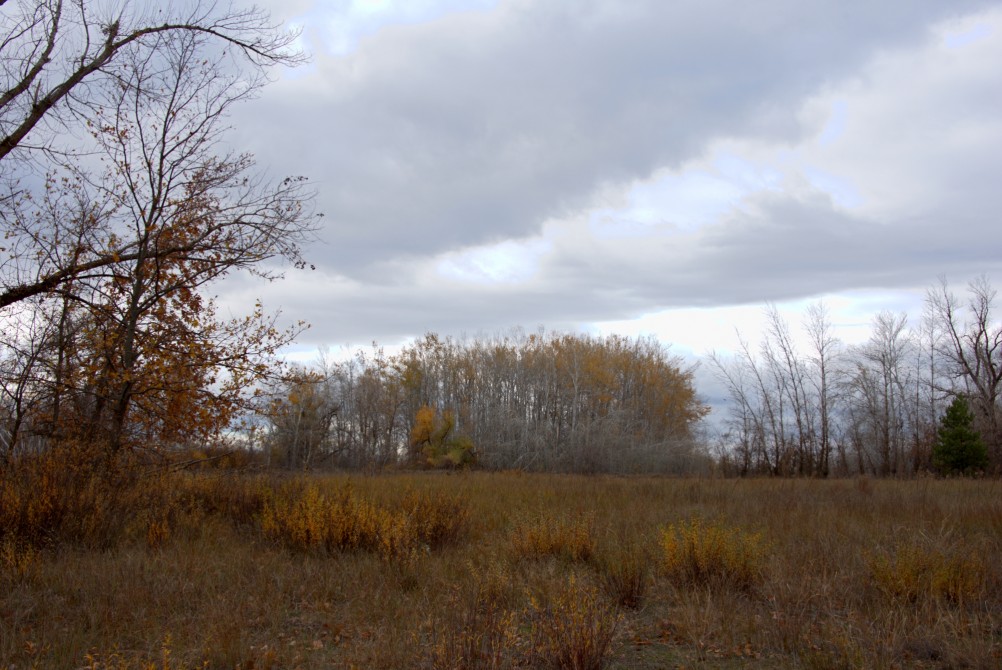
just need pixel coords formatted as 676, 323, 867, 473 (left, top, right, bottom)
219, 0, 1002, 347
238, 1, 989, 268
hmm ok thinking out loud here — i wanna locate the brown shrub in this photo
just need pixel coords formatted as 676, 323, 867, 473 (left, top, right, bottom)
868, 538, 989, 604
397, 488, 471, 549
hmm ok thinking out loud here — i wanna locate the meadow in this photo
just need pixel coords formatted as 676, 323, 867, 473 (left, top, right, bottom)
2, 468, 1000, 669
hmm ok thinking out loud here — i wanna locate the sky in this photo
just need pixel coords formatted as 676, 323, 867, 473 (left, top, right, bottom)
219, 0, 1002, 367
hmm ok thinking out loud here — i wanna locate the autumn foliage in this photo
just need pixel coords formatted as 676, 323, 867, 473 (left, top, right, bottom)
1, 0, 314, 464
410, 405, 476, 468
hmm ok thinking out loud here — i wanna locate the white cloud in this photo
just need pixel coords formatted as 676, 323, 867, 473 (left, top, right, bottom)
436, 237, 551, 284
271, 0, 500, 56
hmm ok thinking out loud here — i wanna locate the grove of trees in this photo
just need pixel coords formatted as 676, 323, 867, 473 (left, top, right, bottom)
261, 331, 710, 474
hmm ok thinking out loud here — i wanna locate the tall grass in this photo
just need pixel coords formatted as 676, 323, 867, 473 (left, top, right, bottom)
2, 470, 1000, 668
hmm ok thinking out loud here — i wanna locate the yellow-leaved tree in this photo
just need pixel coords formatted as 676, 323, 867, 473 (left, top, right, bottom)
409, 405, 475, 468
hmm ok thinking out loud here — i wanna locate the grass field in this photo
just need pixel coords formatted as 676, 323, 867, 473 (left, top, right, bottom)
2, 471, 1001, 669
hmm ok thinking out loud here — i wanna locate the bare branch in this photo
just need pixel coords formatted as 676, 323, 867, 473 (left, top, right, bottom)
0, 0, 303, 163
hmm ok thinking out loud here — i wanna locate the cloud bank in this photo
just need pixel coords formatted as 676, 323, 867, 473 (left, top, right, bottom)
226, 0, 1002, 351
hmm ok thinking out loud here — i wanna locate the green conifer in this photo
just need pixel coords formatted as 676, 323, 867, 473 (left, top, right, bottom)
932, 396, 988, 475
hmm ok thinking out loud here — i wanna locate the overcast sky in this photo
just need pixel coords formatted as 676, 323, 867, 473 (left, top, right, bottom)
220, 0, 1002, 363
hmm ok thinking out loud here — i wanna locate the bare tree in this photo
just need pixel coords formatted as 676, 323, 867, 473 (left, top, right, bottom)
763, 305, 819, 474
804, 301, 840, 476
709, 332, 790, 476
709, 303, 843, 477
844, 312, 912, 476
709, 346, 768, 475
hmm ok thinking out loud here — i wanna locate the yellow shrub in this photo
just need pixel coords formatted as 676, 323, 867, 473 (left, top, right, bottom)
510, 514, 596, 563
260, 484, 457, 562
659, 518, 767, 590
868, 540, 988, 604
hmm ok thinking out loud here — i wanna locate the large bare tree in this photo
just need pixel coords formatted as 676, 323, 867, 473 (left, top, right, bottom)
0, 0, 317, 458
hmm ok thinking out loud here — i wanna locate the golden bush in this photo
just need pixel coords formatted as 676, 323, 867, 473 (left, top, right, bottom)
659, 517, 767, 591
510, 513, 596, 563
259, 483, 471, 563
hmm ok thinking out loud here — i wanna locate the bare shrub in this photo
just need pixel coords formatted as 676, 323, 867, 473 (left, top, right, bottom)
527, 575, 621, 670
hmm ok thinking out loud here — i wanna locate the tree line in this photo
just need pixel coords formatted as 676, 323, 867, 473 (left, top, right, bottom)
260, 331, 710, 474
709, 277, 1001, 477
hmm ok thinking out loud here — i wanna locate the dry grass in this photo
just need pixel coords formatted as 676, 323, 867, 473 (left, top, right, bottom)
2, 469, 1001, 668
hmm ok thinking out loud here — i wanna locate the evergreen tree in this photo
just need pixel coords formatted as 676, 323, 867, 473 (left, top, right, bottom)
932, 396, 988, 475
